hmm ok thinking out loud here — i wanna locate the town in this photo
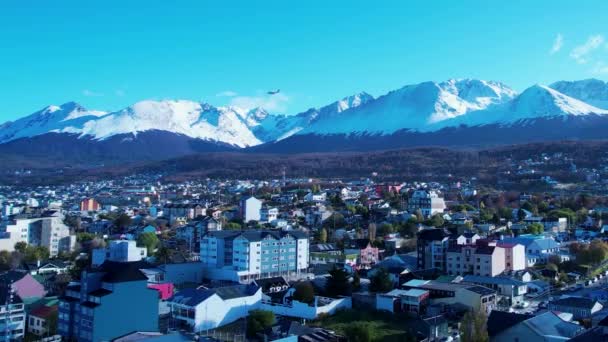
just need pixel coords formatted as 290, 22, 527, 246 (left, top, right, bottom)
0, 173, 607, 342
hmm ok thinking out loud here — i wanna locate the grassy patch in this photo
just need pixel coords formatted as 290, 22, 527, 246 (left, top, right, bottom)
311, 309, 416, 341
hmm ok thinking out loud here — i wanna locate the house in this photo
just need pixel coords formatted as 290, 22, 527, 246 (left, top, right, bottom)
304, 192, 327, 203
23, 260, 70, 275
168, 284, 261, 331
461, 275, 527, 305
28, 304, 58, 336
259, 284, 352, 320
261, 207, 279, 223
487, 310, 582, 342
239, 196, 262, 222
446, 240, 526, 277
547, 296, 604, 320
407, 190, 446, 217
499, 235, 560, 266
162, 203, 205, 223
0, 270, 47, 300
92, 240, 148, 267
344, 239, 379, 268
376, 288, 429, 315
58, 261, 159, 342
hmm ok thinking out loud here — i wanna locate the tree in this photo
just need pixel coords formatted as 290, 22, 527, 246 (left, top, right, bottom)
14, 242, 27, 253
429, 214, 445, 227
352, 271, 361, 291
0, 251, 11, 271
114, 213, 132, 231
344, 322, 372, 342
319, 228, 328, 243
517, 209, 527, 222
137, 232, 159, 254
24, 246, 49, 263
460, 309, 489, 342
292, 281, 315, 304
246, 310, 275, 338
369, 267, 393, 293
526, 223, 544, 235
325, 266, 351, 297
155, 246, 171, 264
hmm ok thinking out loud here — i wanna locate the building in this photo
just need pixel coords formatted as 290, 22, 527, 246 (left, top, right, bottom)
499, 235, 560, 266
162, 203, 205, 223
408, 190, 446, 217
28, 305, 58, 336
309, 243, 344, 265
200, 230, 309, 283
0, 210, 76, 257
402, 279, 497, 313
168, 284, 261, 332
416, 228, 449, 270
488, 310, 583, 342
91, 240, 148, 267
80, 198, 102, 212
462, 275, 527, 305
0, 285, 26, 340
376, 288, 429, 315
239, 196, 262, 223
261, 207, 279, 223
58, 261, 159, 341
446, 241, 525, 277
547, 296, 604, 320
344, 239, 379, 268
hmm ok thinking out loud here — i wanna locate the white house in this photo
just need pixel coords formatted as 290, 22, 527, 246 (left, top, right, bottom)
168, 284, 262, 332
92, 240, 147, 267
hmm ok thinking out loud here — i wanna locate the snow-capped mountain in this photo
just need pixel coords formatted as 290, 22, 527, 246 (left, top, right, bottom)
3, 78, 608, 161
550, 79, 608, 109
0, 102, 106, 143
298, 79, 516, 135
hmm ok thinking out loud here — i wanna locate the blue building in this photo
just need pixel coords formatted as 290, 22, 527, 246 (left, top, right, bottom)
58, 261, 159, 342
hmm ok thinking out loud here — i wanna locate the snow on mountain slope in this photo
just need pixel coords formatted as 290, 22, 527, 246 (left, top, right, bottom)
0, 102, 107, 143
62, 100, 262, 147
440, 84, 608, 128
247, 92, 374, 141
299, 79, 515, 135
550, 79, 608, 109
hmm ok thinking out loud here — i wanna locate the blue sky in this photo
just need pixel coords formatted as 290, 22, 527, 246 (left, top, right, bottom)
2, 1, 608, 121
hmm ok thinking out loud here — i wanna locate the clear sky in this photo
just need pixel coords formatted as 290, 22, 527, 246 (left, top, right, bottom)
2, 0, 608, 121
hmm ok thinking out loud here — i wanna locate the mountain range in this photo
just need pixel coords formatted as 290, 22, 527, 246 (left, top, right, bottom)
2, 78, 608, 164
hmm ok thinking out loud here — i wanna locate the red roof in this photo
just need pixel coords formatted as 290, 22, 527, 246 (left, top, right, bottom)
30, 305, 58, 319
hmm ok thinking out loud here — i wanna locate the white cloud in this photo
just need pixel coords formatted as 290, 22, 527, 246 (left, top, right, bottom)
229, 93, 290, 112
216, 90, 238, 97
593, 62, 608, 74
82, 89, 104, 97
549, 33, 563, 55
570, 35, 604, 64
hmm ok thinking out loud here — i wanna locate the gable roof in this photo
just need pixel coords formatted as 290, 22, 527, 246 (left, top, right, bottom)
549, 296, 600, 309
487, 311, 533, 336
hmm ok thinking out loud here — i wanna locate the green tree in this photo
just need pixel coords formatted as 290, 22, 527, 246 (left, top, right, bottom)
14, 242, 27, 253
460, 309, 489, 342
137, 232, 159, 254
352, 271, 361, 291
246, 310, 275, 338
24, 246, 49, 263
526, 223, 544, 235
344, 322, 372, 342
114, 213, 133, 231
292, 281, 315, 304
325, 266, 351, 297
369, 267, 393, 293
155, 246, 171, 264
0, 251, 11, 270
319, 228, 328, 243
517, 209, 527, 222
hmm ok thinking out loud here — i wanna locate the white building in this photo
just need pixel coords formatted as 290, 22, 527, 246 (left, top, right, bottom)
0, 210, 76, 257
0, 293, 25, 340
239, 197, 262, 223
168, 284, 262, 332
408, 190, 446, 217
304, 192, 327, 203
260, 207, 279, 223
92, 240, 147, 267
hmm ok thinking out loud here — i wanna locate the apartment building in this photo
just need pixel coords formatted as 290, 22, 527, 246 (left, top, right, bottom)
91, 240, 148, 267
408, 190, 446, 217
58, 261, 159, 342
446, 241, 525, 277
0, 210, 76, 257
200, 230, 309, 282
417, 228, 450, 270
